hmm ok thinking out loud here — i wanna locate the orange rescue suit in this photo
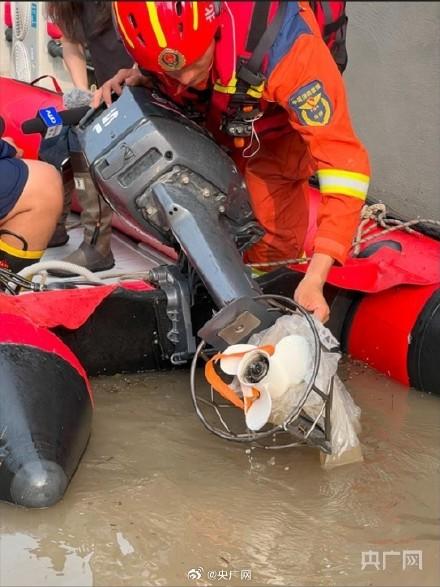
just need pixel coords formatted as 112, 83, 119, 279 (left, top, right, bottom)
241, 2, 370, 265
158, 1, 371, 266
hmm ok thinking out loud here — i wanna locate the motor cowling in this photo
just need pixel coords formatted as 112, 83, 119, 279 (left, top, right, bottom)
76, 86, 263, 253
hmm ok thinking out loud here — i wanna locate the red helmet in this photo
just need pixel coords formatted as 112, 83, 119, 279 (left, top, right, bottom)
113, 1, 221, 73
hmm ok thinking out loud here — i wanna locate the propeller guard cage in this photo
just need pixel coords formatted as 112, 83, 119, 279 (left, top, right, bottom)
190, 295, 335, 453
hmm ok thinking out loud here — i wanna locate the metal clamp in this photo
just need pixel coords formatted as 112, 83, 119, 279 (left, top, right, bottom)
148, 265, 196, 365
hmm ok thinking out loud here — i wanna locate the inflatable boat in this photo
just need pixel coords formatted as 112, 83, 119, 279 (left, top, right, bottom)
0, 76, 438, 508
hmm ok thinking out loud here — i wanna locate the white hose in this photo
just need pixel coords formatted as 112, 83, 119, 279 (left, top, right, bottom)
17, 260, 105, 283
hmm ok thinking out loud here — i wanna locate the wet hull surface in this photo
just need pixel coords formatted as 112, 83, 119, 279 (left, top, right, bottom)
1, 362, 439, 587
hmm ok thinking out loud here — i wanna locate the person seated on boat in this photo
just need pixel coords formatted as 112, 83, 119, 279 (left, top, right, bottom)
92, 1, 371, 324
0, 136, 63, 274
41, 0, 134, 274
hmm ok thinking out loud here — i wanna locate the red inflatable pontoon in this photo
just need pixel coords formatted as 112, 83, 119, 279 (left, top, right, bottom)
0, 75, 438, 394
0, 75, 439, 507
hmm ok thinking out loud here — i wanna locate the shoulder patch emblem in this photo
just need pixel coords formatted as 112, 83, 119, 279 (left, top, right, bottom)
288, 80, 332, 126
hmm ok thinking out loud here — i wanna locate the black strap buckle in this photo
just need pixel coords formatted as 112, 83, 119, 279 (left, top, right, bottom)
236, 65, 266, 88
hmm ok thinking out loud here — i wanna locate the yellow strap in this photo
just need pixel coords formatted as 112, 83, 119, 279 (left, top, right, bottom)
0, 239, 42, 259
214, 76, 265, 100
214, 75, 238, 94
246, 81, 265, 99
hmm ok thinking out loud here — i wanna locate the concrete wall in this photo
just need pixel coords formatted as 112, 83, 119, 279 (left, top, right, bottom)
344, 1, 440, 219
0, 2, 12, 75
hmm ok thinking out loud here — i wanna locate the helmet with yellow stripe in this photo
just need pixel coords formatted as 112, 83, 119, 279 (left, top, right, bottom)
113, 1, 221, 73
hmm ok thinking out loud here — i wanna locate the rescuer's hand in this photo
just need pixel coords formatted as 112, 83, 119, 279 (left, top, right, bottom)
294, 253, 334, 323
294, 274, 330, 324
91, 68, 152, 108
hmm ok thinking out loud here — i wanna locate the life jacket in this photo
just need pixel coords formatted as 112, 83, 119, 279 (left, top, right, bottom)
155, 1, 348, 152
208, 1, 284, 149
310, 1, 348, 73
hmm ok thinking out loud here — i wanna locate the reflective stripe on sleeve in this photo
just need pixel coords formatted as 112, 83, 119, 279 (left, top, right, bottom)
317, 169, 370, 200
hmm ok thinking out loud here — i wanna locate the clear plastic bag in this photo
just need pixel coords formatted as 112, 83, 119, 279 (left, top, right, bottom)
247, 314, 361, 457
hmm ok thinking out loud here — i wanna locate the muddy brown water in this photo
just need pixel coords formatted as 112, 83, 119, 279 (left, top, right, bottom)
1, 360, 439, 587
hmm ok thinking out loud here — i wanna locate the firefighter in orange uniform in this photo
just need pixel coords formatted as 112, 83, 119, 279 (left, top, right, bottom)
93, 1, 370, 323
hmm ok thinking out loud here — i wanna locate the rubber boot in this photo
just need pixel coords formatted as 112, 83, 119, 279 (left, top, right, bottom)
50, 153, 115, 276
47, 162, 74, 248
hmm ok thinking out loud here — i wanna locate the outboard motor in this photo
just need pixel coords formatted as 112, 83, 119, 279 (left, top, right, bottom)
75, 87, 335, 453
76, 87, 280, 358
76, 87, 264, 307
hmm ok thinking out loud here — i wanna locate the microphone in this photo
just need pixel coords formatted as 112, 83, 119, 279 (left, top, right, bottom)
21, 106, 90, 136
29, 106, 63, 139
63, 88, 93, 110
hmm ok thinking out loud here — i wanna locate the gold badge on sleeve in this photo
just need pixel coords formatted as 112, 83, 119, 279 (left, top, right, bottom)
288, 80, 332, 126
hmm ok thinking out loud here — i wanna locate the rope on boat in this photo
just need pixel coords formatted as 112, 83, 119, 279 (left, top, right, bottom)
351, 203, 440, 256
5, 206, 438, 286
246, 203, 440, 269
18, 261, 105, 283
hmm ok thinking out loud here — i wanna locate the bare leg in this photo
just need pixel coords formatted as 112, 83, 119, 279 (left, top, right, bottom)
0, 159, 63, 250
0, 160, 63, 273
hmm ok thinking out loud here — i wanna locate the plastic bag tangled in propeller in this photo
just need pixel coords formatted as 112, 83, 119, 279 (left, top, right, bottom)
191, 295, 362, 463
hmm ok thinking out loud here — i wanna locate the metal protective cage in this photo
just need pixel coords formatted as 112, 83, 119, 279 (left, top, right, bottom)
190, 294, 336, 453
